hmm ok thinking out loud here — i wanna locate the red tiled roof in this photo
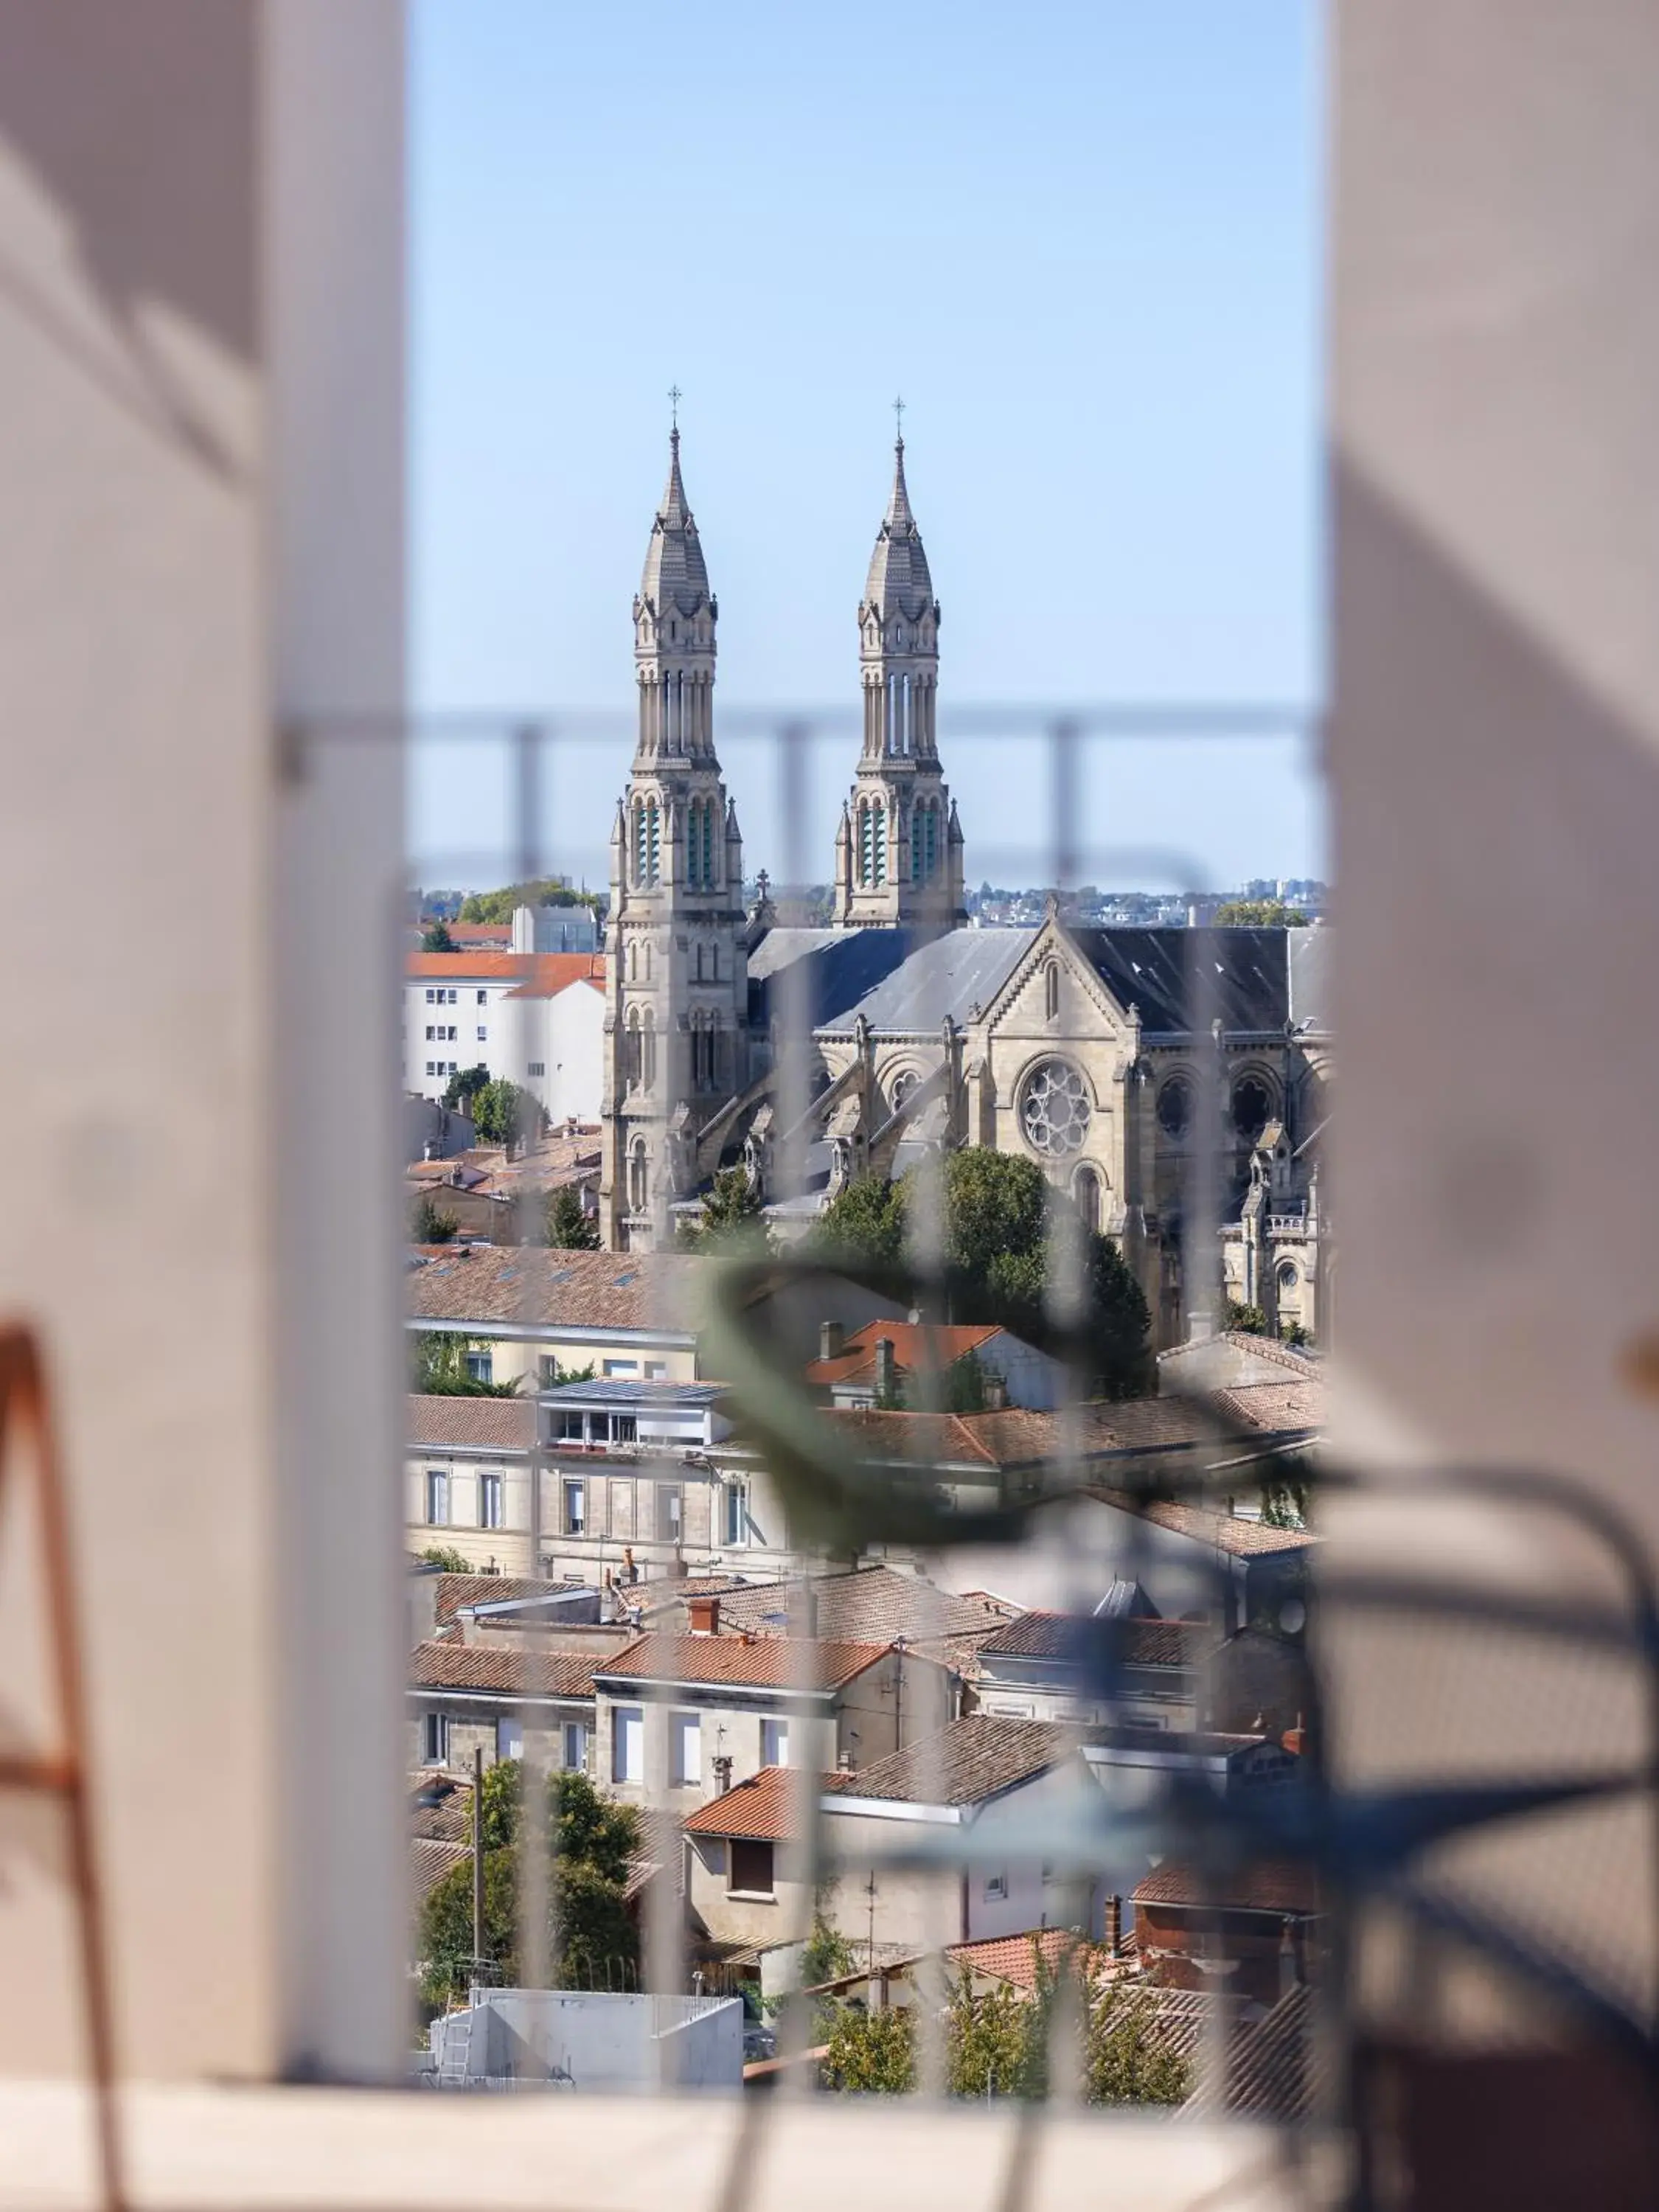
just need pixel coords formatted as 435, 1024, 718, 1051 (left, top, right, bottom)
409, 1770, 473, 1843
946, 1928, 1109, 1992
1211, 1380, 1325, 1433
1088, 1491, 1319, 1557
411, 1837, 468, 1903
804, 1321, 1001, 1388
502, 953, 607, 1000
406, 951, 538, 979
978, 1610, 1217, 1668
409, 1639, 598, 1699
429, 1573, 565, 1627
1133, 1860, 1321, 1915
818, 1397, 1268, 1472
682, 1766, 829, 1842
594, 1634, 891, 1693
827, 1715, 1073, 1806
406, 1245, 697, 1331
406, 1394, 536, 1453
712, 1566, 1018, 1647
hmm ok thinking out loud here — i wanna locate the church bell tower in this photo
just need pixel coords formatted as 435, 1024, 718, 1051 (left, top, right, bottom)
832, 411, 965, 929
599, 413, 749, 1251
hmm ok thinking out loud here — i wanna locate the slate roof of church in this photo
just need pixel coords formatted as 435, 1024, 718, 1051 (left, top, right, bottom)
1069, 928, 1293, 1037
813, 929, 1034, 1036
746, 926, 919, 1030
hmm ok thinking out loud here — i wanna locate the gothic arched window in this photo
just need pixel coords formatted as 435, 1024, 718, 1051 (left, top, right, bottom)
1157, 1076, 1192, 1140
625, 1007, 642, 1091
642, 1010, 657, 1091
1043, 960, 1060, 1022
1018, 1059, 1091, 1158
628, 1139, 649, 1215
1231, 1075, 1273, 1141
1074, 1164, 1102, 1234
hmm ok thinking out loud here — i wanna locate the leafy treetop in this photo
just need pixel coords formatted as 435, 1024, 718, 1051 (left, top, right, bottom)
809, 1149, 1151, 1398
459, 879, 602, 925
1214, 899, 1309, 928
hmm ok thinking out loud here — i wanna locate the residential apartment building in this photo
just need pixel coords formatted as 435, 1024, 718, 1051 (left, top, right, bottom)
407, 1245, 700, 1392
591, 1629, 954, 1815
802, 1318, 1068, 1411
407, 1395, 536, 1575
408, 1640, 602, 1776
405, 947, 605, 1117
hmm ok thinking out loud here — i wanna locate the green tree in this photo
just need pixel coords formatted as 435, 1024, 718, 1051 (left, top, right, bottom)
1085, 1986, 1192, 2106
473, 1077, 539, 1150
1214, 899, 1309, 928
801, 1915, 858, 1989
418, 1544, 473, 1573
442, 1063, 490, 1114
807, 1151, 1151, 1398
458, 878, 601, 925
411, 1332, 521, 1397
1225, 1299, 1268, 1336
810, 1172, 907, 1272
946, 1972, 1038, 2100
411, 1193, 459, 1245
680, 1165, 766, 1251
422, 921, 456, 952
820, 2004, 916, 2093
418, 1766, 641, 2010
540, 1183, 599, 1249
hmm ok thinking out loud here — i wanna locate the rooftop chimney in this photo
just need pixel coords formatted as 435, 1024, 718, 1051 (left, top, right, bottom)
1106, 1893, 1124, 1958
687, 1593, 720, 1635
873, 1335, 897, 1401
819, 1318, 846, 1363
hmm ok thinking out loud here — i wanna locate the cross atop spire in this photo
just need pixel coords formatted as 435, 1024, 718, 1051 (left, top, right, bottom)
893, 394, 905, 448
669, 383, 682, 436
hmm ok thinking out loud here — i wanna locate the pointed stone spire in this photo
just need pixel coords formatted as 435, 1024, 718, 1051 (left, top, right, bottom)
639, 425, 711, 615
886, 434, 914, 529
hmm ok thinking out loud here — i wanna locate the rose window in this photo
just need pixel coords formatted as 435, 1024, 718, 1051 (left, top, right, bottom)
1018, 1060, 1091, 1158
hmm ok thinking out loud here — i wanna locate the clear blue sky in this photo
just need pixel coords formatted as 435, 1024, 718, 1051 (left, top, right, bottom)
409, 0, 1324, 897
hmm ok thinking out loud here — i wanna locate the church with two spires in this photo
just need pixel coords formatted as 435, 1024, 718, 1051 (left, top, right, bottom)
598, 424, 1331, 1349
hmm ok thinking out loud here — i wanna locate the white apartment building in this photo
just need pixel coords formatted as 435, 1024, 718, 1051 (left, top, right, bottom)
405, 947, 605, 1110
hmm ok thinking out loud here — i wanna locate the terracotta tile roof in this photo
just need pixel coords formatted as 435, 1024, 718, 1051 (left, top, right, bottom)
411, 1837, 468, 1904
406, 1394, 536, 1453
406, 1245, 698, 1332
1133, 1860, 1321, 1915
804, 1321, 1001, 1388
1182, 1983, 1321, 2121
978, 1611, 1217, 1669
818, 1397, 1257, 1472
827, 1715, 1074, 1807
1211, 1379, 1325, 1433
1088, 1490, 1319, 1557
946, 1927, 1108, 1992
409, 1771, 473, 1843
593, 1634, 891, 1694
445, 922, 514, 947
682, 1766, 828, 1842
406, 951, 539, 979
713, 1566, 1018, 1648
409, 1639, 598, 1699
431, 1573, 565, 1627
502, 953, 606, 1000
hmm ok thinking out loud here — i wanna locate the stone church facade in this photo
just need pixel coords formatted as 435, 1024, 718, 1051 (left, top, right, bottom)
599, 428, 1330, 1348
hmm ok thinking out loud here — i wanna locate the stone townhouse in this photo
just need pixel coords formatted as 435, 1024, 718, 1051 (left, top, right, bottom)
406, 1245, 702, 1394
591, 1624, 956, 1816
407, 1394, 538, 1576
408, 1639, 602, 1777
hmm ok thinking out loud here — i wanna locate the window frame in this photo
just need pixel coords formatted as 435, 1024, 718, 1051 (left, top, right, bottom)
479, 1468, 504, 1531
760, 1716, 790, 1767
669, 1708, 702, 1788
612, 1704, 644, 1784
425, 1468, 449, 1527
422, 1711, 450, 1767
728, 1837, 775, 1899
